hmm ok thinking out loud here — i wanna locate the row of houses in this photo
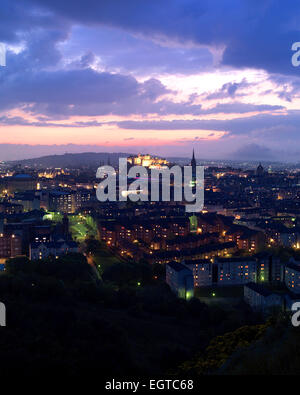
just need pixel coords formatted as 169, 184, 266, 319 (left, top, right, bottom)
166, 255, 282, 291
166, 256, 300, 314
0, 232, 79, 267
144, 242, 237, 265
99, 213, 266, 253
99, 218, 191, 246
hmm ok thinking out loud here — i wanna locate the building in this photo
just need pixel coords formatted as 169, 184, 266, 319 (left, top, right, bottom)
47, 189, 92, 214
191, 148, 197, 183
164, 232, 219, 252
244, 282, 282, 314
187, 257, 258, 287
11, 192, 40, 212
268, 224, 300, 247
144, 241, 237, 265
166, 261, 194, 300
0, 174, 37, 195
216, 257, 257, 285
31, 225, 52, 243
283, 293, 300, 311
255, 253, 283, 283
285, 260, 300, 293
29, 240, 79, 260
127, 154, 169, 168
184, 259, 212, 287
223, 224, 265, 252
0, 202, 23, 214
48, 190, 75, 213
75, 189, 92, 210
0, 233, 22, 262
99, 217, 191, 247
256, 163, 264, 177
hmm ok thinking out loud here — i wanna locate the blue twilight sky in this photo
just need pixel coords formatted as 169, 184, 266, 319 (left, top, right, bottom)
1, 0, 300, 161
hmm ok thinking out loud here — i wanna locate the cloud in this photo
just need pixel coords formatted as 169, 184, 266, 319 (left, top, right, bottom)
230, 143, 275, 160
5, 34, 280, 119
0, 0, 296, 120
1, 53, 187, 117
61, 25, 214, 76
0, 0, 68, 43
0, 32, 285, 122
0, 116, 105, 127
1, 0, 300, 161
116, 111, 300, 136
0, 32, 212, 118
205, 79, 251, 100
200, 102, 284, 115
24, 0, 300, 76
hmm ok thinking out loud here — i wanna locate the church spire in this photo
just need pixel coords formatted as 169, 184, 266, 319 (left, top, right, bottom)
191, 148, 196, 181
191, 148, 196, 167
256, 162, 264, 176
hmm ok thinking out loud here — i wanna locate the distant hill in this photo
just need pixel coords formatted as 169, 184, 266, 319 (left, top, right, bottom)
10, 152, 133, 168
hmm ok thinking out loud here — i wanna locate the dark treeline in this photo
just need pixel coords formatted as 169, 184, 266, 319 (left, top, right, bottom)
0, 252, 263, 380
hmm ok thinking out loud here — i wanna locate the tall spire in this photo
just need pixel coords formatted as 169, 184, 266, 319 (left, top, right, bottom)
256, 162, 264, 176
191, 148, 196, 182
191, 148, 196, 167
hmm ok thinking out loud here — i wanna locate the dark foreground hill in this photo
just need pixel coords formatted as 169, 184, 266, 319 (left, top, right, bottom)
0, 253, 265, 383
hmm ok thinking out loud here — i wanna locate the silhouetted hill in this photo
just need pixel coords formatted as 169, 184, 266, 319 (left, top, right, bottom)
10, 152, 133, 168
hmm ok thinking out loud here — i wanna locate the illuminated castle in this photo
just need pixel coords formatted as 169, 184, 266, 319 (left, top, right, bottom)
127, 154, 169, 169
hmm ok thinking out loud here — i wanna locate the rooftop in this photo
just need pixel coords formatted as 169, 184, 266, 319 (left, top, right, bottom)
167, 261, 191, 272
245, 282, 275, 297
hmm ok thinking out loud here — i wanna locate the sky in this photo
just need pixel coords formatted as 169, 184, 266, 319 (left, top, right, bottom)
1, 0, 300, 161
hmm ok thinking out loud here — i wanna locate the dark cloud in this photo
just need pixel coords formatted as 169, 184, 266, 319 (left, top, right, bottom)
0, 54, 181, 117
1, 0, 300, 161
0, 31, 210, 118
231, 143, 275, 160
62, 25, 214, 76
229, 143, 300, 163
0, 0, 68, 43
24, 0, 300, 76
0, 30, 285, 120
0, 0, 296, 120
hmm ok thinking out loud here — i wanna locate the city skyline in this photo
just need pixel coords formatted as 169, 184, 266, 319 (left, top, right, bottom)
2, 0, 300, 381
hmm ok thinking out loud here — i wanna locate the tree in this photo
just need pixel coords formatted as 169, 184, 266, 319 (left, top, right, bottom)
5, 256, 31, 275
